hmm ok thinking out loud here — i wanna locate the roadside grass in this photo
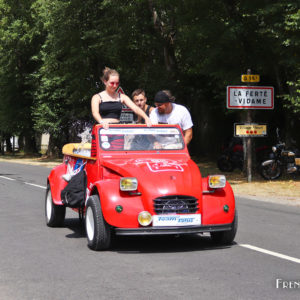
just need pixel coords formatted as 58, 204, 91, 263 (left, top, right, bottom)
0, 153, 62, 168
195, 157, 300, 199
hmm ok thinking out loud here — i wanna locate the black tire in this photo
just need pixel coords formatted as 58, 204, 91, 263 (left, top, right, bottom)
217, 156, 234, 172
211, 210, 238, 245
45, 184, 66, 227
85, 195, 111, 251
260, 161, 282, 180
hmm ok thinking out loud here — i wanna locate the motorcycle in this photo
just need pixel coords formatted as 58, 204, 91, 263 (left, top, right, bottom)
217, 137, 269, 172
217, 138, 243, 172
260, 129, 300, 180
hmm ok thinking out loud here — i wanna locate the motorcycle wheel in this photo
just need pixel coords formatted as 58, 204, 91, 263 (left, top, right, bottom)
217, 156, 234, 172
260, 161, 282, 180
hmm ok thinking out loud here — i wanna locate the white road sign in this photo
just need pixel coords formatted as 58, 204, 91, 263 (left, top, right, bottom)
227, 86, 274, 109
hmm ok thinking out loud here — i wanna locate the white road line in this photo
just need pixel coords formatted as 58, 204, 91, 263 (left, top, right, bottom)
0, 175, 46, 189
25, 182, 46, 189
239, 244, 300, 264
0, 175, 16, 181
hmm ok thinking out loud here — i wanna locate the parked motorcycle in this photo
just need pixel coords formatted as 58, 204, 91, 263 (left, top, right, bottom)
217, 138, 243, 172
260, 129, 300, 180
217, 137, 269, 172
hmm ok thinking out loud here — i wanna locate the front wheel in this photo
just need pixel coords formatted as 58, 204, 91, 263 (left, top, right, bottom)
45, 184, 66, 227
211, 210, 238, 245
85, 195, 111, 251
260, 160, 282, 180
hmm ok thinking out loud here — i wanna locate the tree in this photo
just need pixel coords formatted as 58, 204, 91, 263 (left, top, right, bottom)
0, 0, 41, 152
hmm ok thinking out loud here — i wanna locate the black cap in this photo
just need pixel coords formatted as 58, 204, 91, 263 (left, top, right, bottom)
154, 91, 171, 103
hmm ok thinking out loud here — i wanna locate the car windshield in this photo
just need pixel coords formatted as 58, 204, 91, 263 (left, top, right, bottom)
99, 127, 184, 151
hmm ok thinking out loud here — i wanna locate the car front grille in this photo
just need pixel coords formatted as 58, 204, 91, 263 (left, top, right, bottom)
153, 195, 199, 214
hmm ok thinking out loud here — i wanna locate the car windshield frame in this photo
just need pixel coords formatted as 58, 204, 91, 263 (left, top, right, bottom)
98, 126, 185, 151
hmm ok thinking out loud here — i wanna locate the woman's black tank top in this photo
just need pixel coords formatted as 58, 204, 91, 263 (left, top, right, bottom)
99, 93, 122, 119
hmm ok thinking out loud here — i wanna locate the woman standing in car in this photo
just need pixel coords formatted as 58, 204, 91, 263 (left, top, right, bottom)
91, 67, 151, 129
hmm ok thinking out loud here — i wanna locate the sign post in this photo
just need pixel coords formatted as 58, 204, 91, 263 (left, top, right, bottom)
227, 70, 274, 182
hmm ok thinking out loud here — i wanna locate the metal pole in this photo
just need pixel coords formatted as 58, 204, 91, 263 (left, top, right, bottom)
246, 69, 252, 182
12, 136, 15, 156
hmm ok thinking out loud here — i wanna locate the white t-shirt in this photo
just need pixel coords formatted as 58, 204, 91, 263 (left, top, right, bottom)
150, 103, 193, 131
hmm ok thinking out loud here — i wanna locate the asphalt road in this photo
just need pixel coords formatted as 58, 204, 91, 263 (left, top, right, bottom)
0, 161, 299, 300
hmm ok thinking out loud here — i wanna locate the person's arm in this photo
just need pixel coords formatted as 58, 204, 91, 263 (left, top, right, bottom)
149, 106, 155, 114
91, 94, 109, 129
180, 106, 193, 145
122, 95, 152, 127
183, 127, 193, 145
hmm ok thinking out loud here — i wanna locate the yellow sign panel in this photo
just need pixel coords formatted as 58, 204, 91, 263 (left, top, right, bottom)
234, 123, 267, 137
241, 74, 260, 83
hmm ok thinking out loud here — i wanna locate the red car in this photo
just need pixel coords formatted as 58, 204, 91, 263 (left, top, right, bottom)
46, 124, 237, 250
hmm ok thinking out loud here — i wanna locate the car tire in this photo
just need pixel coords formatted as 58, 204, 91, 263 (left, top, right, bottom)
211, 210, 238, 245
45, 184, 66, 227
85, 195, 111, 251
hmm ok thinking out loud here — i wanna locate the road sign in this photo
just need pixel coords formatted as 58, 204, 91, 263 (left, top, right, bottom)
227, 86, 274, 109
234, 123, 267, 137
117, 86, 135, 123
241, 74, 260, 83
116, 86, 125, 94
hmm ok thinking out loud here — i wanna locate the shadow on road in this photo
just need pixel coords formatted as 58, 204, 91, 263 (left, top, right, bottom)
112, 235, 235, 254
63, 218, 235, 253
65, 218, 86, 238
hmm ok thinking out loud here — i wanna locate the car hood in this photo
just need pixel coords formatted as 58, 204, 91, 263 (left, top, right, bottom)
101, 155, 203, 199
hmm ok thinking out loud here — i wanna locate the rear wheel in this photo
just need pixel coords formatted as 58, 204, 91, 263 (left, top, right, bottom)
260, 161, 282, 180
85, 195, 111, 251
217, 156, 234, 172
45, 185, 66, 227
211, 210, 238, 245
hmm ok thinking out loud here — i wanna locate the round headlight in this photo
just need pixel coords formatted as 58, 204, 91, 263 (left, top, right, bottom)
138, 211, 152, 226
272, 146, 277, 152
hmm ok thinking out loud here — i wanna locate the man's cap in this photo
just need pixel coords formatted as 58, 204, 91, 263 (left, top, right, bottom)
154, 91, 172, 103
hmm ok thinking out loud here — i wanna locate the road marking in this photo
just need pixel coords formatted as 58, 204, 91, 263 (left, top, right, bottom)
239, 244, 300, 264
0, 175, 46, 189
25, 182, 46, 189
0, 175, 16, 181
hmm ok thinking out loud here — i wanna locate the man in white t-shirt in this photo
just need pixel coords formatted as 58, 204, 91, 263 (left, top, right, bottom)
150, 91, 193, 145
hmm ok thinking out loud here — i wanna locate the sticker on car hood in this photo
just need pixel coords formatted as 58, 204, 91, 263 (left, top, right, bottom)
152, 214, 201, 226
146, 160, 184, 172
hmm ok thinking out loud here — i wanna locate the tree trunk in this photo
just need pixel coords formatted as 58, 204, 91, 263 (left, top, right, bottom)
148, 0, 178, 80
18, 133, 25, 152
24, 133, 37, 154
5, 136, 12, 152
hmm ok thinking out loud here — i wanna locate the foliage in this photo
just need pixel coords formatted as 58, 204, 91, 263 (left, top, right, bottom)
0, 0, 299, 155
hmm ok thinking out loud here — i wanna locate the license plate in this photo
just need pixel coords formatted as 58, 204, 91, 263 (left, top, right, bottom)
152, 214, 201, 227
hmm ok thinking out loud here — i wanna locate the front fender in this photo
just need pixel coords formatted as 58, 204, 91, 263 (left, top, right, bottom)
201, 178, 235, 225
92, 180, 144, 228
